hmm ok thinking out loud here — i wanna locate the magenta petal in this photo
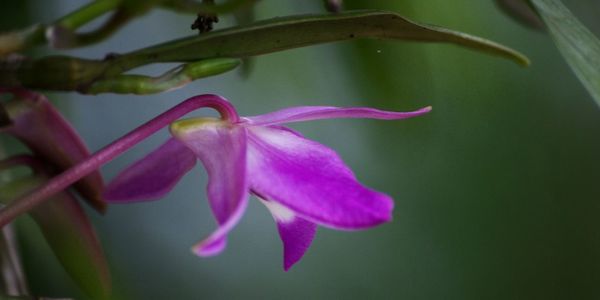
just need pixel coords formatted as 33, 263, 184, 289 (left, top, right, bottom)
244, 105, 432, 126
247, 126, 393, 230
195, 237, 227, 257
104, 138, 196, 202
171, 119, 249, 256
279, 217, 316, 271
259, 199, 317, 271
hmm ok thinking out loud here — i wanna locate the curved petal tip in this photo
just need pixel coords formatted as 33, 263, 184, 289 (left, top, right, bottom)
192, 238, 227, 257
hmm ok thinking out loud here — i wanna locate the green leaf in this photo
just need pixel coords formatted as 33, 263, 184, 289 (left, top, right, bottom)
495, 0, 544, 29
529, 0, 600, 106
121, 9, 529, 69
0, 176, 111, 300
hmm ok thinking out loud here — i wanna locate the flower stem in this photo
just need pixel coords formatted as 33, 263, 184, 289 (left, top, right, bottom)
0, 94, 238, 228
84, 58, 240, 95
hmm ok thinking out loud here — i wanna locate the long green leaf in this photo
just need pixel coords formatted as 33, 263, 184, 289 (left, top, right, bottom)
530, 0, 600, 106
120, 9, 529, 69
0, 176, 111, 300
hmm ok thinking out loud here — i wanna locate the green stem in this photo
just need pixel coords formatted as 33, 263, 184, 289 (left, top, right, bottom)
55, 0, 123, 30
0, 0, 258, 55
85, 58, 240, 94
51, 9, 134, 49
0, 0, 123, 55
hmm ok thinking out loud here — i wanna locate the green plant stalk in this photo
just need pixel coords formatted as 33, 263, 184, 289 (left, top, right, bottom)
0, 0, 123, 55
0, 0, 260, 55
86, 58, 240, 94
55, 0, 123, 29
0, 10, 529, 94
49, 9, 135, 49
529, 0, 600, 107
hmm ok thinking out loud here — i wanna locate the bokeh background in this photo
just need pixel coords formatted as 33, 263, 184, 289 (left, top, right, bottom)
2, 0, 600, 299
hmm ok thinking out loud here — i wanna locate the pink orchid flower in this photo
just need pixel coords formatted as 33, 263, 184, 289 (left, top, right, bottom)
104, 96, 431, 270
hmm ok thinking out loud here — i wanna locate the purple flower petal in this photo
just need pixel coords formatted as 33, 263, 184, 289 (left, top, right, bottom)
259, 199, 317, 271
244, 105, 432, 126
247, 125, 393, 230
104, 138, 197, 202
195, 237, 227, 257
171, 119, 249, 256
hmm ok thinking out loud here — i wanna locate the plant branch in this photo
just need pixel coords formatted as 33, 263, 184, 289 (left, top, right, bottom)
48, 9, 134, 49
0, 0, 261, 55
85, 58, 240, 94
55, 0, 123, 29
0, 10, 529, 94
0, 0, 124, 55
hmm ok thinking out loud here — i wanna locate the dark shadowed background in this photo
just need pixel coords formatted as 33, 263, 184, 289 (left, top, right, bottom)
2, 1, 600, 299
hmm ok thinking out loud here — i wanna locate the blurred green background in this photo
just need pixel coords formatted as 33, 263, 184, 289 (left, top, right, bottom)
2, 0, 600, 299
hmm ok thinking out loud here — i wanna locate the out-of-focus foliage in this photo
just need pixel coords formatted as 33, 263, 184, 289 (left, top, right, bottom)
0, 174, 111, 300
529, 0, 600, 107
495, 0, 544, 29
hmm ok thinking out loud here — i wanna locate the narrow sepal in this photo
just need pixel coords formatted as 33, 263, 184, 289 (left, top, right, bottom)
104, 138, 196, 202
244, 105, 431, 126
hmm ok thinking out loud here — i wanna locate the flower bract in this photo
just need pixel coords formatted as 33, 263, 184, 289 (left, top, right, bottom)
0, 88, 106, 212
